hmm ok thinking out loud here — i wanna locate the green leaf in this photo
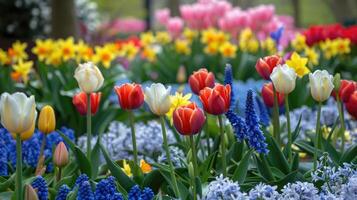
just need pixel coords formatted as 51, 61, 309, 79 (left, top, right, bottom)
91, 138, 102, 179
295, 140, 323, 155
322, 138, 340, 163
232, 149, 252, 183
142, 170, 165, 193
340, 144, 357, 164
255, 154, 275, 182
291, 153, 299, 171
99, 143, 135, 191
0, 192, 13, 199
67, 187, 78, 200
226, 142, 244, 165
266, 136, 290, 174
292, 114, 302, 142
0, 174, 15, 192
200, 151, 217, 183
195, 177, 202, 197
74, 146, 92, 178
271, 171, 298, 189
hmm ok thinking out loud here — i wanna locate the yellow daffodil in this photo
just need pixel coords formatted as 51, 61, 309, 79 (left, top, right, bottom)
175, 39, 191, 55
216, 31, 230, 44
334, 38, 351, 55
220, 42, 237, 58
166, 92, 192, 124
239, 28, 259, 53
204, 42, 219, 55
93, 45, 116, 68
140, 32, 155, 47
285, 52, 310, 77
0, 49, 10, 65
75, 40, 94, 62
261, 37, 277, 54
239, 28, 254, 41
57, 37, 76, 62
304, 47, 319, 66
46, 50, 62, 66
12, 59, 33, 83
291, 34, 307, 52
121, 160, 132, 177
8, 41, 28, 62
122, 42, 139, 61
140, 159, 152, 174
183, 28, 198, 42
201, 29, 217, 44
156, 31, 171, 44
320, 39, 337, 59
32, 39, 54, 62
142, 47, 156, 62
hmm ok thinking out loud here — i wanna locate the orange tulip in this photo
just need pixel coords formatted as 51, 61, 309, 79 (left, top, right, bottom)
114, 83, 144, 110
188, 68, 215, 95
173, 103, 206, 135
199, 84, 231, 115
72, 92, 101, 115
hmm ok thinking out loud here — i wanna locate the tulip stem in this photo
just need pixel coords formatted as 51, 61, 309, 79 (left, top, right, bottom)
336, 97, 346, 152
160, 117, 180, 198
313, 102, 322, 170
204, 112, 211, 156
272, 85, 281, 145
36, 136, 46, 173
56, 167, 62, 182
86, 93, 92, 159
190, 135, 198, 177
285, 94, 292, 162
16, 134, 23, 200
128, 111, 138, 165
218, 115, 227, 176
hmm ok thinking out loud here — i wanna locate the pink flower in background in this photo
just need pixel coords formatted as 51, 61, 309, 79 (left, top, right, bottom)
167, 17, 184, 38
155, 8, 170, 26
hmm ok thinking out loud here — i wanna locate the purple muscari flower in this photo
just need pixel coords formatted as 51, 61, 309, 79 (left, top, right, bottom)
95, 176, 118, 200
140, 187, 155, 200
226, 110, 247, 141
31, 176, 48, 200
0, 138, 8, 176
75, 174, 89, 186
224, 64, 234, 105
111, 193, 124, 200
77, 181, 94, 200
255, 96, 270, 127
128, 185, 142, 200
245, 90, 268, 154
55, 184, 71, 200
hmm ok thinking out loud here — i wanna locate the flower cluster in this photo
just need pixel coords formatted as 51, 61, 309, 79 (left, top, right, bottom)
203, 174, 247, 200
0, 126, 74, 174
31, 176, 48, 200
128, 185, 154, 200
77, 120, 175, 162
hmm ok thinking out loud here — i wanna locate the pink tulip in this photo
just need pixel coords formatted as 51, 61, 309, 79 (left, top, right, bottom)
155, 8, 170, 26
166, 17, 184, 38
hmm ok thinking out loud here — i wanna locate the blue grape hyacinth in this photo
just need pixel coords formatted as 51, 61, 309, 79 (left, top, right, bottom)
55, 184, 71, 200
248, 183, 279, 200
31, 176, 48, 200
0, 138, 8, 176
128, 185, 154, 200
77, 181, 95, 200
95, 176, 119, 200
245, 90, 268, 154
203, 174, 247, 200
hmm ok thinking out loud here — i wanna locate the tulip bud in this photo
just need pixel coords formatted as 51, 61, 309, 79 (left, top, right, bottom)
309, 70, 334, 102
173, 103, 206, 135
144, 83, 172, 115
255, 55, 282, 80
72, 92, 101, 115
74, 62, 104, 93
199, 84, 231, 115
0, 92, 37, 135
114, 83, 144, 110
261, 83, 285, 107
346, 91, 357, 119
176, 66, 187, 83
54, 142, 69, 168
188, 68, 215, 95
331, 79, 356, 103
270, 64, 297, 94
38, 105, 56, 134
25, 184, 39, 200
188, 162, 195, 179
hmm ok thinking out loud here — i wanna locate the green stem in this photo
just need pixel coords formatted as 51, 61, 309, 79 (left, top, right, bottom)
86, 93, 92, 159
285, 94, 292, 162
16, 134, 23, 200
56, 167, 62, 182
190, 135, 198, 177
160, 117, 180, 197
336, 97, 346, 152
190, 165, 197, 200
204, 113, 211, 156
313, 102, 322, 170
272, 85, 281, 144
218, 115, 227, 176
129, 111, 138, 165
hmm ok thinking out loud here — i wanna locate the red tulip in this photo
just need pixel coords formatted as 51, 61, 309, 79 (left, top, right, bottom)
261, 83, 284, 107
331, 80, 356, 103
188, 68, 215, 95
173, 103, 206, 135
199, 84, 231, 115
73, 92, 101, 115
114, 83, 144, 110
346, 91, 357, 119
255, 55, 282, 80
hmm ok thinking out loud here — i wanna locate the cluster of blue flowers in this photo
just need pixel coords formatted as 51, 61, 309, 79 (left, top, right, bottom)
53, 174, 154, 200
32, 176, 49, 200
224, 65, 268, 154
0, 126, 75, 175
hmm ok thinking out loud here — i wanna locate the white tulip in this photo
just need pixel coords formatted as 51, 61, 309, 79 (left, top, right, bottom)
309, 70, 334, 102
270, 64, 297, 94
0, 92, 37, 134
74, 62, 104, 93
144, 83, 172, 115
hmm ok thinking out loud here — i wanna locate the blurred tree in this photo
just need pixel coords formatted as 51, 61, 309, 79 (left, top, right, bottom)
326, 0, 357, 25
51, 0, 79, 39
291, 0, 301, 27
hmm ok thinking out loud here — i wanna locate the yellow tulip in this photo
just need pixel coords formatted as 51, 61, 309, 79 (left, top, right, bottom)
38, 105, 56, 134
